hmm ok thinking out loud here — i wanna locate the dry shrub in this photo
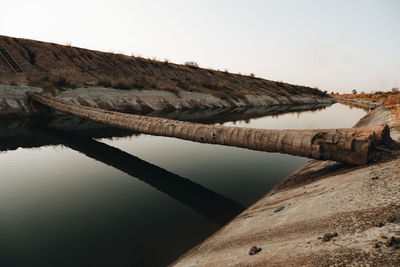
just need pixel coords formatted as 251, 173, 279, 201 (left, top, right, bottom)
49, 68, 78, 88
200, 80, 230, 92
1, 73, 26, 86
95, 76, 157, 90
184, 61, 199, 69
27, 74, 56, 94
113, 79, 132, 90
128, 77, 147, 89
96, 77, 112, 87
26, 68, 78, 95
163, 85, 181, 96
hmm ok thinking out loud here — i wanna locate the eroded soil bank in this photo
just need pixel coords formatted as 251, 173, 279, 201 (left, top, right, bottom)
0, 85, 334, 117
0, 35, 327, 102
173, 104, 400, 266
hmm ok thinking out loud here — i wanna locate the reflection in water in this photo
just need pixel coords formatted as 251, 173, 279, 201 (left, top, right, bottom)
0, 103, 332, 152
336, 100, 373, 112
140, 103, 332, 124
39, 127, 245, 226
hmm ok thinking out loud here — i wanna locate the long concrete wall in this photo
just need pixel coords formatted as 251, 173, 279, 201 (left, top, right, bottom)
0, 85, 335, 117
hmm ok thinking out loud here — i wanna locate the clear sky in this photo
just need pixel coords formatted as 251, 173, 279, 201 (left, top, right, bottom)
1, 0, 399, 93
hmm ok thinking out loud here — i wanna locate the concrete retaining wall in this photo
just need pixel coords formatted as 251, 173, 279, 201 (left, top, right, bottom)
0, 85, 335, 117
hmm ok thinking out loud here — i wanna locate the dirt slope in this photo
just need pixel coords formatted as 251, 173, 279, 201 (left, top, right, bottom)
0, 35, 327, 100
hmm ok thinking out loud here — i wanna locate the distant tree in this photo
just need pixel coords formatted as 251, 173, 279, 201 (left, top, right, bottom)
352, 89, 358, 94
184, 61, 199, 69
323, 90, 328, 94
249, 73, 255, 77
391, 87, 399, 93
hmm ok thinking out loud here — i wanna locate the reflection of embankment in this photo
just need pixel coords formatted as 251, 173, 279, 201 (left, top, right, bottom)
0, 103, 332, 152
141, 103, 332, 124
0, 116, 135, 152
38, 127, 245, 226
336, 101, 373, 111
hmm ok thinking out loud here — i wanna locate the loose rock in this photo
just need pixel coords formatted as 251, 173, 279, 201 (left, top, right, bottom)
249, 246, 262, 255
386, 236, 400, 249
374, 242, 381, 248
387, 216, 396, 223
321, 232, 339, 242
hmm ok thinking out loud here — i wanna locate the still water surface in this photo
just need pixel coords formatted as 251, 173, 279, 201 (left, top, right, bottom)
0, 103, 366, 266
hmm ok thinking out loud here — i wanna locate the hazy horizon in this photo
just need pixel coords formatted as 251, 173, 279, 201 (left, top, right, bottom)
2, 0, 399, 93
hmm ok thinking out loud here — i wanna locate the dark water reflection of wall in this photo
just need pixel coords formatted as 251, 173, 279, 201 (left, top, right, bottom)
0, 103, 331, 152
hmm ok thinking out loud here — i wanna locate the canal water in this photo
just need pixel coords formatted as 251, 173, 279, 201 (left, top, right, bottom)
0, 103, 366, 267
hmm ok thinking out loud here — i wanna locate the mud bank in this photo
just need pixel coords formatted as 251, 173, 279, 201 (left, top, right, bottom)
173, 106, 400, 266
0, 85, 335, 117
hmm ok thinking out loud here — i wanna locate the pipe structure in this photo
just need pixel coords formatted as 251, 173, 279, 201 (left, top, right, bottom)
29, 93, 392, 165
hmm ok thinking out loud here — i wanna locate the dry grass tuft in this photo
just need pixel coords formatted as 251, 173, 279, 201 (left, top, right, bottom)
184, 61, 199, 69
27, 68, 78, 90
